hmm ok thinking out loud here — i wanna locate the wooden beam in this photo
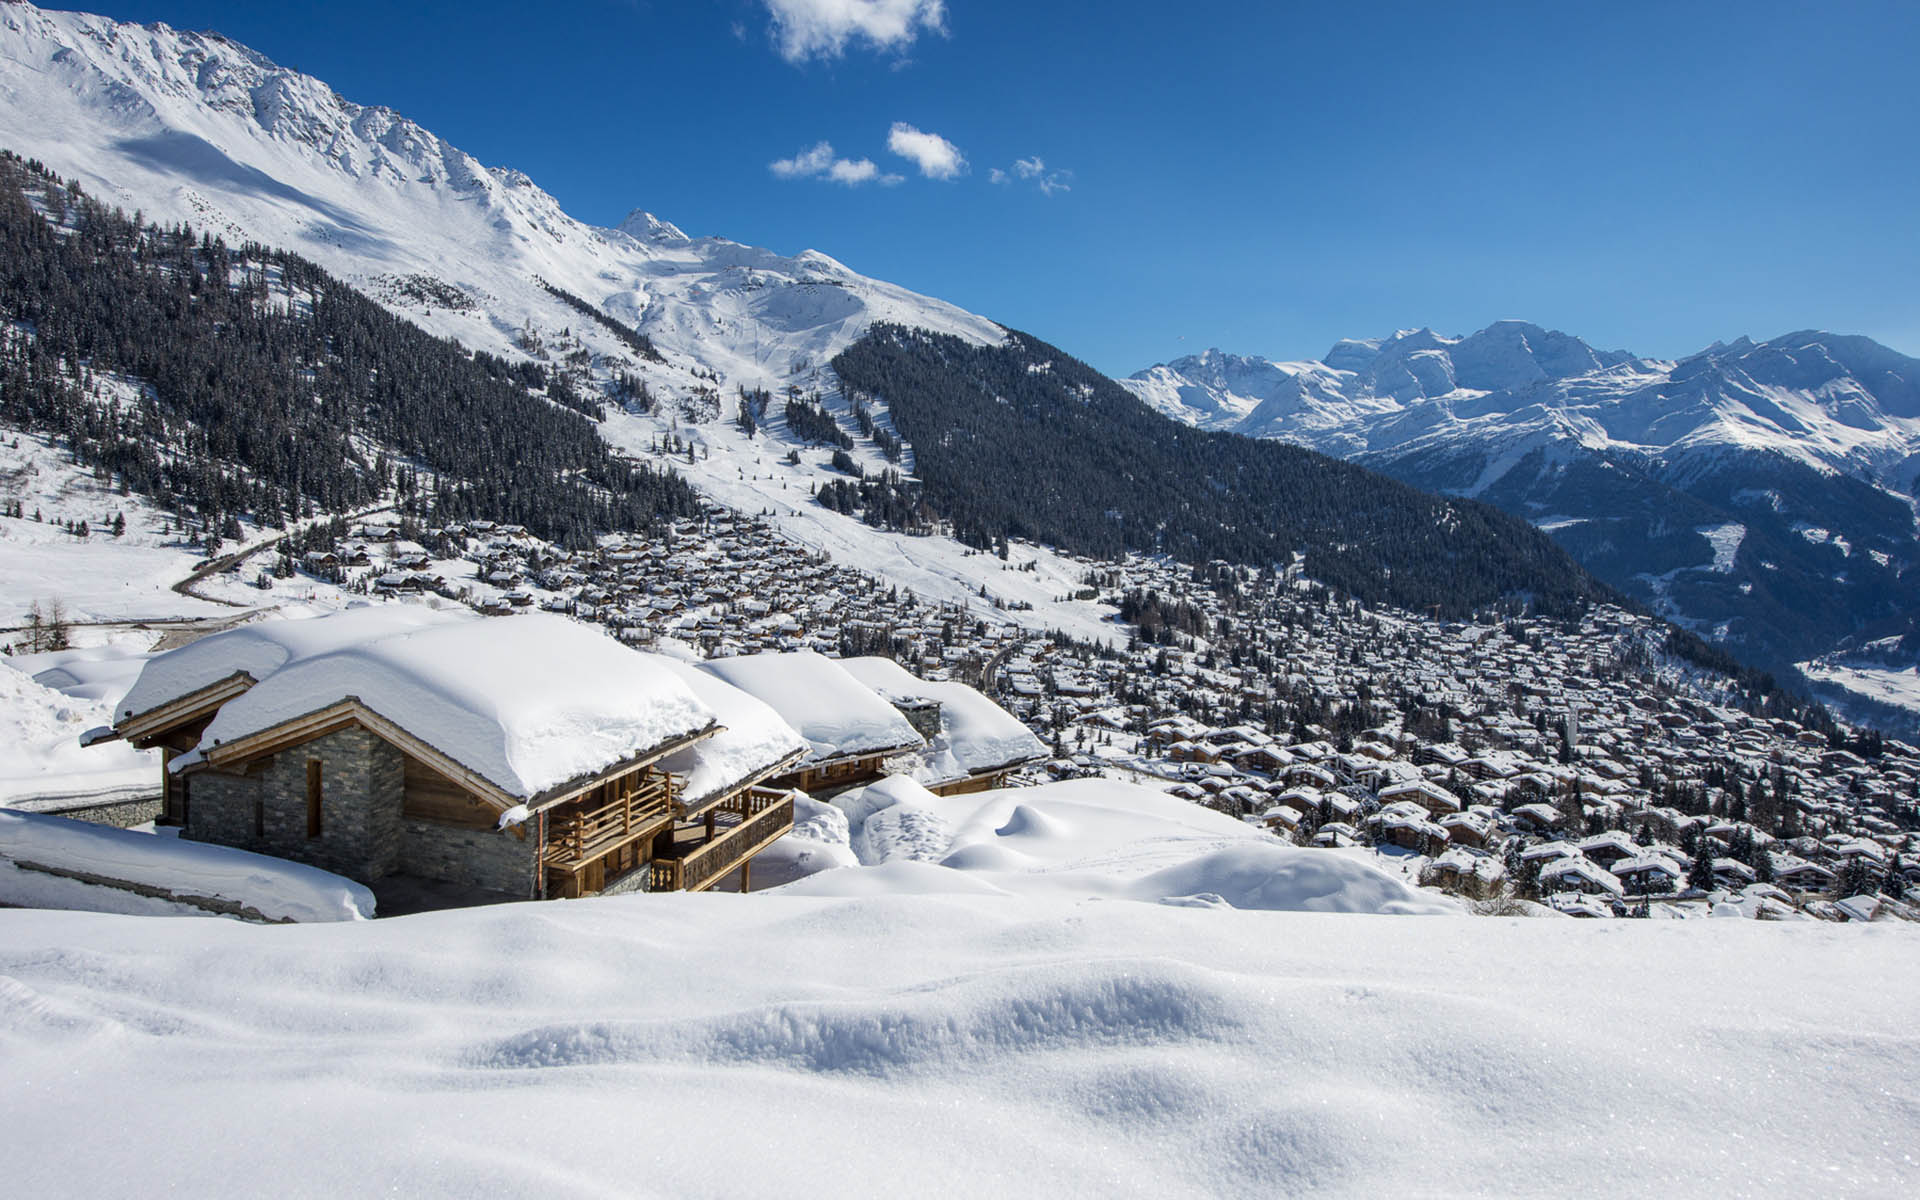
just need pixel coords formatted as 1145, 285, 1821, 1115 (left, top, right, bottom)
117, 673, 254, 746
674, 747, 808, 820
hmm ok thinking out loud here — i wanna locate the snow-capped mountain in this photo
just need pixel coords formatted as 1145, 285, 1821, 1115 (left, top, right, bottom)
0, 2, 1003, 398
1127, 322, 1920, 712
1126, 321, 1920, 489
0, 3, 1130, 639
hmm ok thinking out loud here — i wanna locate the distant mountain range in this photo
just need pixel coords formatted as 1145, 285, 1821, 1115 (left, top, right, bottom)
1125, 323, 1920, 716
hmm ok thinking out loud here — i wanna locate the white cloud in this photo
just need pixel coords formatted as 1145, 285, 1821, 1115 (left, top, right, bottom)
831, 158, 904, 186
771, 141, 836, 179
763, 0, 947, 64
887, 122, 967, 180
770, 141, 900, 186
990, 155, 1074, 196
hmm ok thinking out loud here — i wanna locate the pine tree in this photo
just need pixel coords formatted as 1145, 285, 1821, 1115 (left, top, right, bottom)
1687, 845, 1717, 894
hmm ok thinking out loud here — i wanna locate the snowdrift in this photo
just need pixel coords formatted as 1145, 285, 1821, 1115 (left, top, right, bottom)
777, 775, 1456, 915
0, 809, 373, 922
0, 892, 1913, 1196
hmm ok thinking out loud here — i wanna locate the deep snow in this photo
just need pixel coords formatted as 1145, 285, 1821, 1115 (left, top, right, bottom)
0, 893, 1914, 1197
0, 808, 373, 921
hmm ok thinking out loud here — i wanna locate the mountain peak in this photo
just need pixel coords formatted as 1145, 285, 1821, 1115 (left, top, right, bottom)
616, 209, 689, 245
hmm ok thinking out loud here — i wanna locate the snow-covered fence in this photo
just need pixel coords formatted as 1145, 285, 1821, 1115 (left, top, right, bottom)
0, 810, 375, 922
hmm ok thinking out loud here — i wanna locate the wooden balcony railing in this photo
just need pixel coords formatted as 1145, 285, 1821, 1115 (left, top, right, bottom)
651, 788, 795, 892
543, 776, 672, 870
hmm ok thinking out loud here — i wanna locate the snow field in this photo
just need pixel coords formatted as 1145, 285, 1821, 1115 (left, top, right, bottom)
0, 640, 157, 805
1, 895, 1915, 1197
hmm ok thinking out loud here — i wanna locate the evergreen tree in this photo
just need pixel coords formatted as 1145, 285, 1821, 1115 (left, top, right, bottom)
1687, 846, 1717, 894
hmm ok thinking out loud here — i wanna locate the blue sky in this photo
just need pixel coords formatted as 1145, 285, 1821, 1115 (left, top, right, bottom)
80, 0, 1920, 373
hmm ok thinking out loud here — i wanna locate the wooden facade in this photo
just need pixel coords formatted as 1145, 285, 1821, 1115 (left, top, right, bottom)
771, 751, 896, 796
539, 768, 676, 898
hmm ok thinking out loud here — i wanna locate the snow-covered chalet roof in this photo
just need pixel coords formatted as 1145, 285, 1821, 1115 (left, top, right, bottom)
118, 604, 466, 724
644, 654, 809, 812
193, 614, 716, 802
841, 656, 1048, 778
698, 650, 923, 765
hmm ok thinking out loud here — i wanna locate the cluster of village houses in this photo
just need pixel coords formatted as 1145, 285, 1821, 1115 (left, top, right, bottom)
258, 504, 1919, 919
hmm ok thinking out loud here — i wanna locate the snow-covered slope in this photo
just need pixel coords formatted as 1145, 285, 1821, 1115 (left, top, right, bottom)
0, 2, 1003, 394
4, 892, 1916, 1196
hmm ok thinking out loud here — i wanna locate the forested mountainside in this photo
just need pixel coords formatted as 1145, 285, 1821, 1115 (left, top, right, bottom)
1385, 441, 1918, 670
832, 324, 1617, 619
0, 154, 696, 546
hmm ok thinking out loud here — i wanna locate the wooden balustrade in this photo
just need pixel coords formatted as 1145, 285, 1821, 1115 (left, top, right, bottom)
542, 776, 671, 869
654, 789, 796, 893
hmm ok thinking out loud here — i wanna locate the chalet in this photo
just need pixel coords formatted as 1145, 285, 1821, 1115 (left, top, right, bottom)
1377, 779, 1464, 817
1519, 840, 1581, 867
1146, 717, 1209, 747
840, 657, 1048, 795
1312, 821, 1361, 848
1439, 809, 1496, 849
1575, 831, 1641, 869
1541, 856, 1626, 899
1231, 744, 1293, 775
1168, 739, 1222, 764
1613, 855, 1685, 894
106, 609, 805, 902
1771, 857, 1838, 892
1420, 846, 1505, 898
1283, 762, 1338, 790
701, 650, 926, 795
1711, 857, 1758, 890
1261, 804, 1304, 833
1510, 802, 1565, 834
1367, 801, 1449, 854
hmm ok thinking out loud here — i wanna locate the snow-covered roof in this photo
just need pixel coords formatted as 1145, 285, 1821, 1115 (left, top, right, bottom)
698, 651, 923, 765
119, 605, 466, 724
838, 655, 939, 706
841, 657, 1047, 777
195, 614, 716, 802
644, 654, 808, 811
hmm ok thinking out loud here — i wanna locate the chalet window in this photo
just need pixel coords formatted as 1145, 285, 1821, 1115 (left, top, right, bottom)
306, 759, 323, 838
253, 794, 264, 840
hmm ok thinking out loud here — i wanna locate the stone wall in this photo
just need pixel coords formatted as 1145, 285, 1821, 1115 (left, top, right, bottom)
400, 819, 538, 898
186, 770, 262, 851
25, 795, 164, 829
897, 701, 943, 741
185, 727, 405, 884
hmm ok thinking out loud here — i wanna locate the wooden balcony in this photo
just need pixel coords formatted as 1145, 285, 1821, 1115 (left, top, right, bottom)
542, 775, 672, 872
651, 787, 795, 893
